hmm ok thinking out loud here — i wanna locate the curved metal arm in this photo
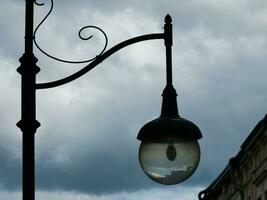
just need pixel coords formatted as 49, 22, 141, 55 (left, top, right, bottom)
36, 33, 164, 89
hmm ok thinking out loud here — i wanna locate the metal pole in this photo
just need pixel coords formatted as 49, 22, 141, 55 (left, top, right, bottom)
17, 0, 40, 200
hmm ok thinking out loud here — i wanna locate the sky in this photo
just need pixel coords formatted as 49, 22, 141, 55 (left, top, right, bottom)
1, 0, 267, 199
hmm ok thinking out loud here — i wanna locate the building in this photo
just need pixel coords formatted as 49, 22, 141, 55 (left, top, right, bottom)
198, 115, 267, 200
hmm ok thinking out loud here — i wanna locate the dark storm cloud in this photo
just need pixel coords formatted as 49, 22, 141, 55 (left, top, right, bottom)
0, 145, 21, 190
1, 0, 267, 197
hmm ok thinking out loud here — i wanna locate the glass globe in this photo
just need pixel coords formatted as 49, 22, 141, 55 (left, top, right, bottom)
139, 140, 200, 185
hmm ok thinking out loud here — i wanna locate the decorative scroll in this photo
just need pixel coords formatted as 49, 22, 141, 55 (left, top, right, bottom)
33, 0, 108, 64
34, 1, 45, 6
36, 33, 165, 89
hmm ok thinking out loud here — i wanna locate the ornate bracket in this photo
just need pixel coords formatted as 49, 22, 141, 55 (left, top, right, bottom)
33, 0, 169, 89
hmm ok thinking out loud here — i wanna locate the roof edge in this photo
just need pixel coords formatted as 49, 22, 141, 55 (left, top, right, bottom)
198, 114, 267, 199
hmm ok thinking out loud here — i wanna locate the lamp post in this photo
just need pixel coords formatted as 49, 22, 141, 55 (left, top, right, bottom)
17, 0, 202, 199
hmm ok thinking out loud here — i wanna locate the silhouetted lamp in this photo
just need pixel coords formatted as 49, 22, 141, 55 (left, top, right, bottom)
18, 0, 202, 197
137, 15, 202, 185
137, 84, 202, 185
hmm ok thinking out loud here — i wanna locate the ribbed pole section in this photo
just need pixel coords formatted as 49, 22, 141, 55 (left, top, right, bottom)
17, 1, 40, 200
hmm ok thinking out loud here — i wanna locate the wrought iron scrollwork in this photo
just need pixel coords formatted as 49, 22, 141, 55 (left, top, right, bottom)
33, 0, 166, 89
34, 0, 45, 6
33, 0, 108, 64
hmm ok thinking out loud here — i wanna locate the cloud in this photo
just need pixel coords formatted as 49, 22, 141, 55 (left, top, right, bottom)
0, 186, 203, 200
0, 0, 267, 198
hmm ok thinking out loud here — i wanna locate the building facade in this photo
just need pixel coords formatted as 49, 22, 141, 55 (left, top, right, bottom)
199, 115, 267, 200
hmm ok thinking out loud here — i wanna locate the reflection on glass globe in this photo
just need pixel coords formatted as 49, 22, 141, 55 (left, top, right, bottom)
139, 140, 200, 185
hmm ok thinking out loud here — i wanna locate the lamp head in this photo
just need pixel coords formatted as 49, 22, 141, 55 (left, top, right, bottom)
137, 85, 202, 185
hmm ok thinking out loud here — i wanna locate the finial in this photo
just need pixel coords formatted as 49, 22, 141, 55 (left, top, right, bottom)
165, 14, 172, 23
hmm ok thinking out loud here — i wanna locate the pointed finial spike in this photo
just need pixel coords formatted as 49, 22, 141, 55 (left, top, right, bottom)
165, 14, 172, 23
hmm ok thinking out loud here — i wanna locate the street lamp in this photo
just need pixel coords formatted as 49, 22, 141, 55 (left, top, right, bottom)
17, 0, 202, 199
